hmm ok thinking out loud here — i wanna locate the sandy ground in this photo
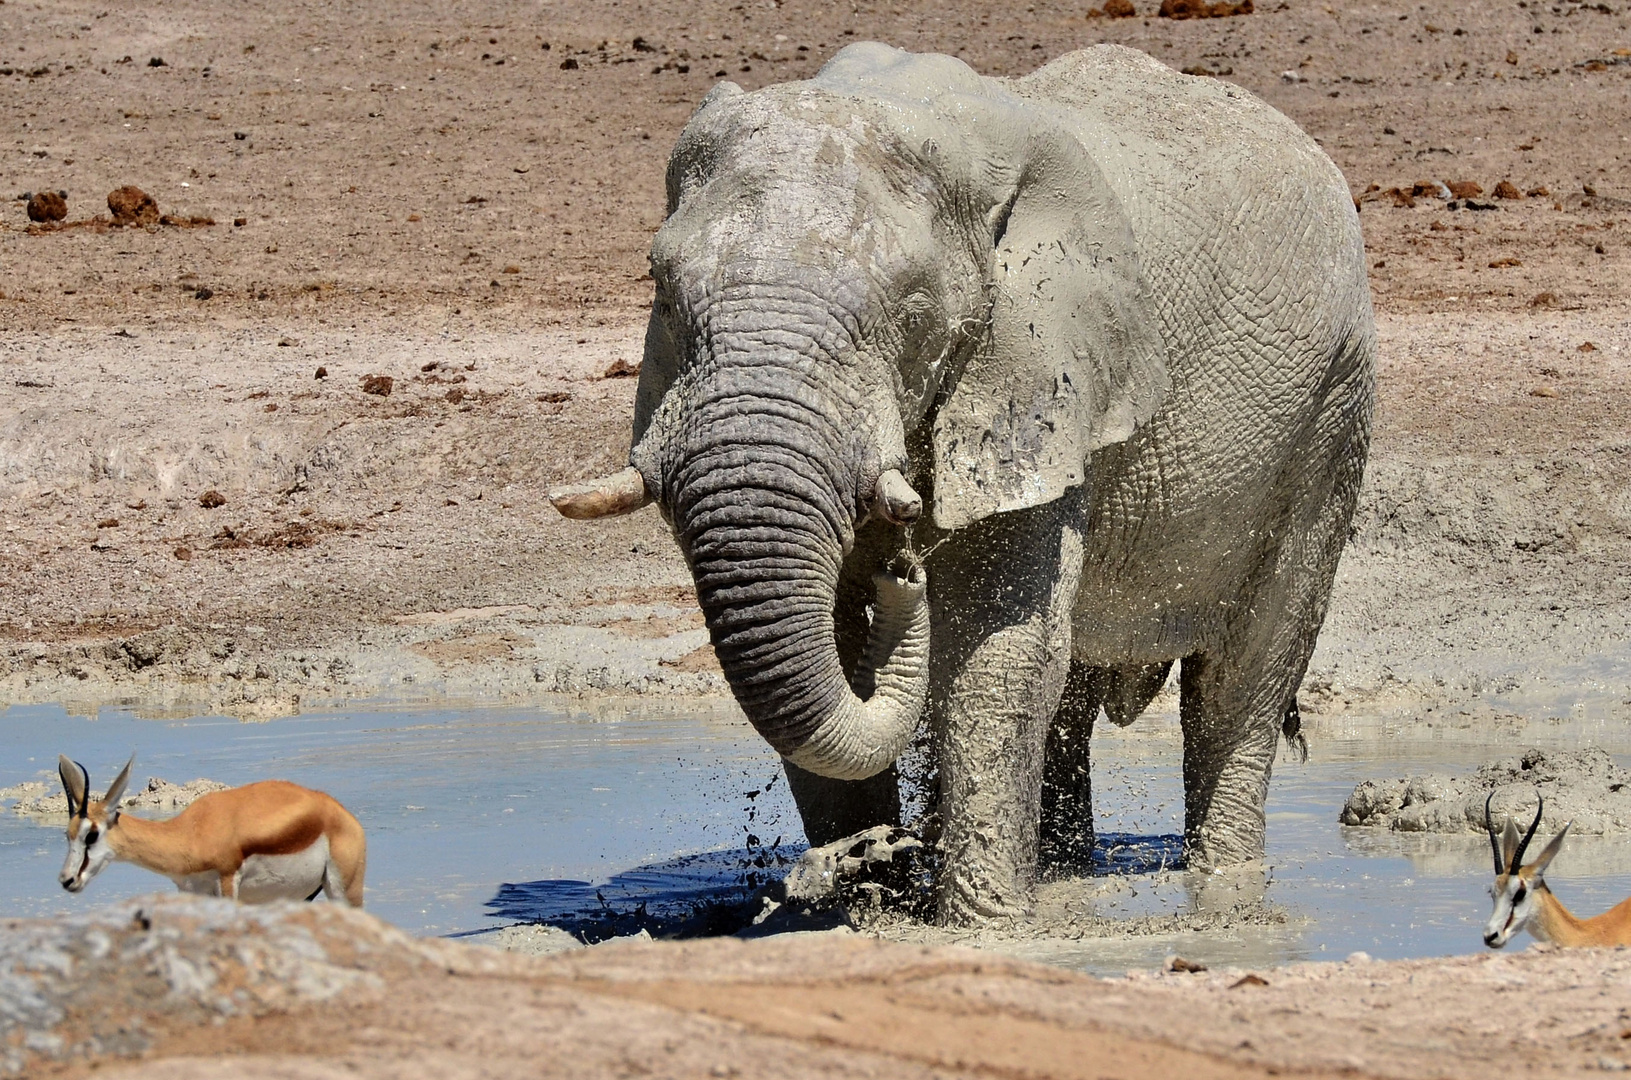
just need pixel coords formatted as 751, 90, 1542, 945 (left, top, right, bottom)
8, 894, 1631, 1080
4, 0, 1630, 724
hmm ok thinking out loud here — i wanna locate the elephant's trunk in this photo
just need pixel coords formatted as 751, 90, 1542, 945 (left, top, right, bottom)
673, 411, 930, 781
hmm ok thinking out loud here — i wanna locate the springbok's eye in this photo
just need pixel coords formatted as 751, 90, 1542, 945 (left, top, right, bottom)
84, 828, 99, 845
1513, 884, 1527, 902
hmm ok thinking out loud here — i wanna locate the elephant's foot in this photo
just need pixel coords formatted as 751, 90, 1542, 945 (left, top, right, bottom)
1185, 860, 1270, 914
1181, 759, 1273, 871
936, 862, 1035, 927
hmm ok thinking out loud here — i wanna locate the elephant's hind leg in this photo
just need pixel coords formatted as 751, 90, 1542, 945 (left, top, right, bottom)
1180, 368, 1370, 869
1178, 651, 1286, 869
1042, 660, 1175, 876
1039, 661, 1100, 875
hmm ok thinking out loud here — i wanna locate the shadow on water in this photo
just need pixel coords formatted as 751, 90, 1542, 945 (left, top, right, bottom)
475, 831, 1185, 942
1093, 832, 1184, 875
478, 844, 804, 941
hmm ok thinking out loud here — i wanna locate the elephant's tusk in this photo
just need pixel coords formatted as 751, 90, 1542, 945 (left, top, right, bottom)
875, 469, 922, 525
549, 466, 653, 519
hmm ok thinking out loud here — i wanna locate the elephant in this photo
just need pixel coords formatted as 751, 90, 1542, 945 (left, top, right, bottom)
554, 42, 1376, 926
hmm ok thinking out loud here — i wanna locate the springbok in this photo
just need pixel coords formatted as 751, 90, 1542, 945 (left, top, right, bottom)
1483, 791, 1631, 948
57, 755, 367, 906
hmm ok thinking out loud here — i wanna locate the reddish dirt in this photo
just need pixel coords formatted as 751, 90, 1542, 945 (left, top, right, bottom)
2, 0, 1629, 721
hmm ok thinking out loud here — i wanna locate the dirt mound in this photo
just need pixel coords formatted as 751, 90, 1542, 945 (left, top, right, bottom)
1341, 748, 1631, 833
25, 190, 66, 223
107, 185, 159, 226
1158, 0, 1253, 17
5, 776, 228, 821
6, 893, 1631, 1079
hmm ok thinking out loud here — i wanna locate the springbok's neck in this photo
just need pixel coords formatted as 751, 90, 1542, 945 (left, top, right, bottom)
108, 814, 207, 878
1529, 882, 1590, 946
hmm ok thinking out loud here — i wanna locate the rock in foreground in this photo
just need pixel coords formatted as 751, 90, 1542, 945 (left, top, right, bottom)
4, 894, 1631, 1078
1341, 748, 1631, 832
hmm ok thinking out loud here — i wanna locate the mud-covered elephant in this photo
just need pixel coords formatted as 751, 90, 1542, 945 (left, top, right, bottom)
555, 43, 1375, 925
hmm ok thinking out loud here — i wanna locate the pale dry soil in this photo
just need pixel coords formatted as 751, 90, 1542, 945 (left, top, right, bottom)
8, 895, 1631, 1080
3, 0, 1629, 723
3, 0, 1631, 1072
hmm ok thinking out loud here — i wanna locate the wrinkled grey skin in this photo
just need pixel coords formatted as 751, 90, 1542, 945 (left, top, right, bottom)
616, 43, 1374, 925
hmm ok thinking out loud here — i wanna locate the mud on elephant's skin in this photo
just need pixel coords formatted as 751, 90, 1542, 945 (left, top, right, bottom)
556, 43, 1376, 925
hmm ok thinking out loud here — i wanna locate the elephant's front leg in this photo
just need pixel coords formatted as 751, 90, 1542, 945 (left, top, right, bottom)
931, 499, 1084, 926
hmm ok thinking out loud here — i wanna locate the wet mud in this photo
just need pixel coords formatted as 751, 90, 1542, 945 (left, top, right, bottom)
1342, 746, 1631, 833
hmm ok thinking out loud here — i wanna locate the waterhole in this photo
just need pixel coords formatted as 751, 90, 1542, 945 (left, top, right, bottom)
3, 699, 1629, 975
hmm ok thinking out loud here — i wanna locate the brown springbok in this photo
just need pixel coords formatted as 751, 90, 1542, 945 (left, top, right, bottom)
1483, 792, 1631, 948
57, 755, 366, 906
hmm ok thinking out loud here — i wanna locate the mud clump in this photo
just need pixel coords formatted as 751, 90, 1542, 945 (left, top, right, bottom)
26, 190, 67, 222
1446, 180, 1484, 200
108, 185, 160, 226
1087, 0, 1137, 15
360, 374, 394, 396
1158, 0, 1253, 17
1341, 748, 1631, 834
603, 358, 641, 378
198, 490, 226, 509
1494, 180, 1523, 199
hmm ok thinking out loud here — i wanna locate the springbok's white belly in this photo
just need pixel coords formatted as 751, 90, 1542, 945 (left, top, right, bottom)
236, 835, 330, 903
174, 872, 222, 896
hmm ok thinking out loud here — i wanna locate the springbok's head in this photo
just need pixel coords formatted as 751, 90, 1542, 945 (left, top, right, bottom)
1482, 791, 1570, 948
57, 754, 133, 894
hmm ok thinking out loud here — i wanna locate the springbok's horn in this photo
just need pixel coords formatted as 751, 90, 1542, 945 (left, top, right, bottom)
1485, 791, 1504, 875
549, 466, 652, 520
75, 762, 90, 818
1511, 792, 1544, 870
875, 469, 922, 525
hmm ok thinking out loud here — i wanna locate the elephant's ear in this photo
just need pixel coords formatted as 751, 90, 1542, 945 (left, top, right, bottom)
930, 133, 1167, 530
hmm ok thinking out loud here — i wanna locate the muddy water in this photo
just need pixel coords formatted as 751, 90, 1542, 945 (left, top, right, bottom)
0, 698, 798, 934
1031, 712, 1631, 973
4, 699, 1630, 975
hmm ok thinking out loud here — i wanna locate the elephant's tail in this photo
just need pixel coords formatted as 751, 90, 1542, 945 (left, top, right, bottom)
1281, 698, 1309, 764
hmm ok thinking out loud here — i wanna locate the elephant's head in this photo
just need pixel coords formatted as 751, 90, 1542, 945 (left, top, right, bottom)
555, 44, 1167, 781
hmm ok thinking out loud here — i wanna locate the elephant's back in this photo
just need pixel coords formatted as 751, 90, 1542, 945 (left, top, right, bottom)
1014, 47, 1376, 662
1011, 46, 1363, 307
1012, 46, 1348, 225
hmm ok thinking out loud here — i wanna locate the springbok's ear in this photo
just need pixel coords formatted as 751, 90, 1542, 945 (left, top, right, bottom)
102, 754, 135, 811
1501, 817, 1522, 873
931, 129, 1167, 530
58, 755, 88, 818
1530, 822, 1571, 878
